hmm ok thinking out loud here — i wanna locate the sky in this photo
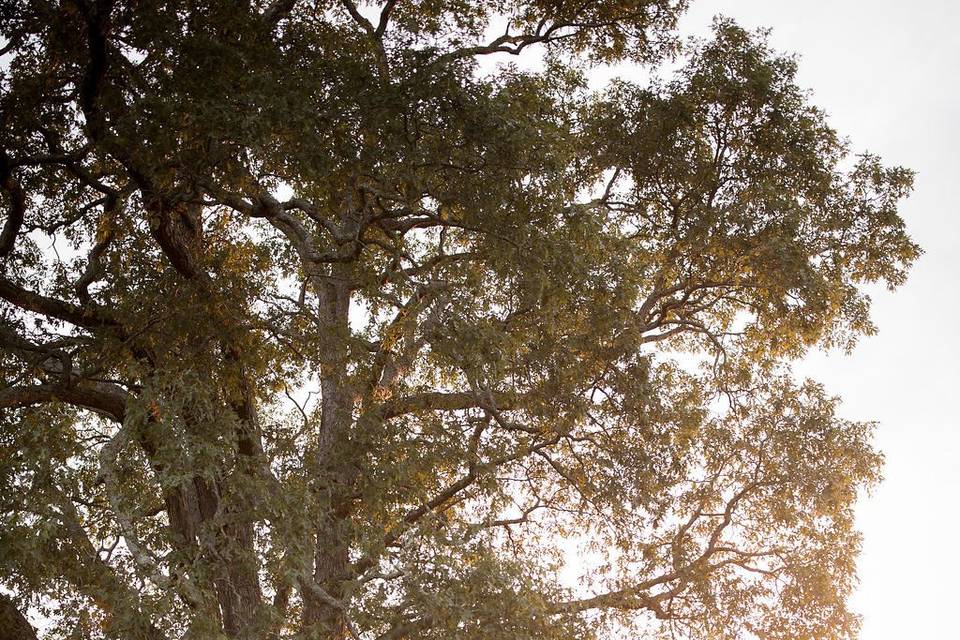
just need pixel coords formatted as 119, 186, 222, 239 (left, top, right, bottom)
671, 1, 960, 637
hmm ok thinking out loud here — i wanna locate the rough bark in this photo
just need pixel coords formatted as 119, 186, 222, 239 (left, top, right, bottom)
0, 595, 37, 640
303, 269, 355, 640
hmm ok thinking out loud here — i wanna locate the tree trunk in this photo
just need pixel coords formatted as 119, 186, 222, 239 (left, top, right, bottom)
303, 271, 355, 640
302, 373, 355, 639
308, 499, 352, 639
0, 595, 37, 640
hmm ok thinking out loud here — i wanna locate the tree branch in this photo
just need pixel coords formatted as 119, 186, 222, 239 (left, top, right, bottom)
0, 593, 37, 640
0, 151, 27, 258
0, 277, 118, 329
0, 381, 127, 422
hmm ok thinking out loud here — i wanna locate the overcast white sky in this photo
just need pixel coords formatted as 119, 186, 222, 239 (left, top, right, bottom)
672, 1, 959, 637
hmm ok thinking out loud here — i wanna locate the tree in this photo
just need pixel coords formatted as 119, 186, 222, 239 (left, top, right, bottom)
0, 1, 919, 639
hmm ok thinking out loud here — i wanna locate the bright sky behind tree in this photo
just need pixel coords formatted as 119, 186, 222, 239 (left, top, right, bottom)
675, 1, 959, 637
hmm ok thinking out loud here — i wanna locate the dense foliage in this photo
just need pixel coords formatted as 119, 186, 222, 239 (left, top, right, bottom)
0, 1, 918, 639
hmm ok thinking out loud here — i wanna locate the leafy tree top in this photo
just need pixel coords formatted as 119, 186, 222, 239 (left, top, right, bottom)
0, 2, 918, 639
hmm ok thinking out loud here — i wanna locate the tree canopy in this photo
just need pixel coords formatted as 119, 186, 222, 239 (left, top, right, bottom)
0, 1, 919, 639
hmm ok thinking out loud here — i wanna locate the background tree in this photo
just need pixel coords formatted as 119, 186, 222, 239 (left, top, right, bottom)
0, 1, 918, 639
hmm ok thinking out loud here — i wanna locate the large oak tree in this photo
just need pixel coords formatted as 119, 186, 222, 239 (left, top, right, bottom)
0, 1, 918, 639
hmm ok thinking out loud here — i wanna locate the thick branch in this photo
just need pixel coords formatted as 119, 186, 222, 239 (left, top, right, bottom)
0, 277, 118, 329
0, 381, 127, 422
262, 0, 297, 25
0, 594, 37, 640
0, 152, 27, 258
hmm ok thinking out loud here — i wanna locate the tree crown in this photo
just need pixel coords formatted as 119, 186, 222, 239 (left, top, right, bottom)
0, 2, 918, 639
